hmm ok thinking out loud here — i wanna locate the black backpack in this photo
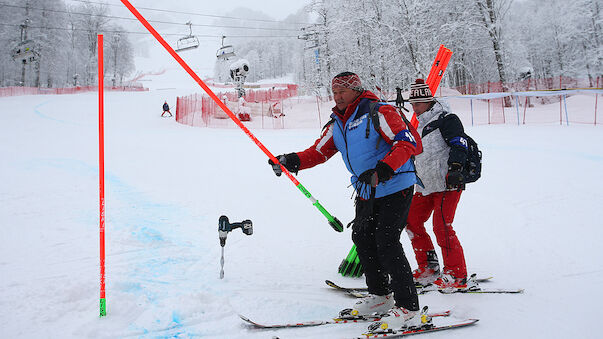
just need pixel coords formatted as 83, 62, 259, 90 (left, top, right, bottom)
462, 134, 482, 183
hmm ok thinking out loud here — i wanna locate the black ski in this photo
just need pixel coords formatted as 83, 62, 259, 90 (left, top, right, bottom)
239, 310, 451, 329
351, 318, 479, 338
327, 274, 521, 297
325, 273, 494, 292
326, 274, 492, 293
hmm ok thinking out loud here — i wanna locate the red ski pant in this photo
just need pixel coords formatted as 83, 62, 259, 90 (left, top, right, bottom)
406, 190, 467, 278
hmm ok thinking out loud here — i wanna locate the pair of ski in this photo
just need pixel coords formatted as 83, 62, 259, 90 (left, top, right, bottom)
240, 310, 478, 336
240, 309, 478, 338
327, 274, 523, 296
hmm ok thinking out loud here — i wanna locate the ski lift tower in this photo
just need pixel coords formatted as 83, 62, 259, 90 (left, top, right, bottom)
11, 19, 39, 86
175, 21, 200, 52
299, 25, 323, 95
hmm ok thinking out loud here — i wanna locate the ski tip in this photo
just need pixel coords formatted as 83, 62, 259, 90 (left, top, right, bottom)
325, 280, 340, 288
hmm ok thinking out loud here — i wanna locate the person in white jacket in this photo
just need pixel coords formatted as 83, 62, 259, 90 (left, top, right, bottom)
405, 79, 469, 290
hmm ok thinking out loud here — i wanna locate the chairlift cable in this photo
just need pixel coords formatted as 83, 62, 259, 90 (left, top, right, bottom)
0, 22, 299, 38
1, 2, 303, 32
68, 0, 313, 25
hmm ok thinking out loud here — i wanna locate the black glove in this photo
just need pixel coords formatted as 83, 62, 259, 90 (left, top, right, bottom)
268, 153, 300, 176
446, 162, 464, 190
357, 161, 395, 186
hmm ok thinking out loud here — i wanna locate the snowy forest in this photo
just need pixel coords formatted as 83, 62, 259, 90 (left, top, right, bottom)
217, 0, 602, 94
0, 0, 135, 88
300, 0, 602, 93
0, 0, 600, 93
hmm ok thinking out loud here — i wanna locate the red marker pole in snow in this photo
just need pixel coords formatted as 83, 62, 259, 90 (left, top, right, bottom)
98, 34, 107, 317
119, 0, 343, 232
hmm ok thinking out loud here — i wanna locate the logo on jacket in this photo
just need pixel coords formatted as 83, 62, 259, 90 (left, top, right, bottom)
394, 129, 416, 145
348, 115, 367, 130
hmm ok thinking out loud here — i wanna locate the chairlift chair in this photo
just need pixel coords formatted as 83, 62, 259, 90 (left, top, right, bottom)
11, 40, 38, 64
175, 21, 199, 52
216, 36, 236, 60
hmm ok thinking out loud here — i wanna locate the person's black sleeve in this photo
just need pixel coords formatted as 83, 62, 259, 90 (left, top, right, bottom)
439, 113, 468, 168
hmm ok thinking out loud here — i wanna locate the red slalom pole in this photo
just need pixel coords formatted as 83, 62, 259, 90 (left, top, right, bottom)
409, 45, 453, 129
119, 0, 343, 232
98, 34, 107, 317
426, 45, 445, 86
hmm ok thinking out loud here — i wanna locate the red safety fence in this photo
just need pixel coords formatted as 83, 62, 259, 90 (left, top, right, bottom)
0, 85, 148, 97
176, 85, 298, 129
444, 77, 601, 126
453, 76, 599, 95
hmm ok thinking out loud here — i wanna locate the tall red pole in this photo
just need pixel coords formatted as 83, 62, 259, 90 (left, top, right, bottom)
98, 34, 107, 317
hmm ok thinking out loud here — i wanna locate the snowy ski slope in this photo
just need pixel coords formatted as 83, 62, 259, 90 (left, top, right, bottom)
1, 77, 602, 338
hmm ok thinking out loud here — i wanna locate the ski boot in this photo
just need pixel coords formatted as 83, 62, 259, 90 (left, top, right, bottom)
413, 264, 440, 286
434, 273, 481, 293
339, 293, 394, 319
367, 306, 433, 334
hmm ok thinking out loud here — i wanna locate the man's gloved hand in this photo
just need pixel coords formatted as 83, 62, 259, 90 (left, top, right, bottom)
357, 161, 395, 186
268, 153, 300, 176
446, 162, 464, 190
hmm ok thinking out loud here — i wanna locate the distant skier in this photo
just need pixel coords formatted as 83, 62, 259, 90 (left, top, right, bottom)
162, 101, 172, 117
405, 79, 469, 290
267, 72, 429, 333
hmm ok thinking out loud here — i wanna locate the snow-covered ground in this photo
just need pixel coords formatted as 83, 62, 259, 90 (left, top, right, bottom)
1, 68, 603, 338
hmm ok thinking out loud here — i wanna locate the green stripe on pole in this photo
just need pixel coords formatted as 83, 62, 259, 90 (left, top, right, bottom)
296, 184, 343, 232
100, 298, 106, 317
338, 244, 363, 277
345, 245, 357, 262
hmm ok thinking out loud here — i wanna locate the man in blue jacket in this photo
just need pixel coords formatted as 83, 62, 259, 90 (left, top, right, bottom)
269, 72, 430, 332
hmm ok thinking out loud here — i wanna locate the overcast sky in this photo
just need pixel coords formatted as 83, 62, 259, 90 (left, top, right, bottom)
66, 0, 313, 21
65, 0, 313, 77
138, 0, 313, 21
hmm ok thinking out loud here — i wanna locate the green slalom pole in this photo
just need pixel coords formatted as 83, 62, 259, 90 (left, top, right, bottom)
296, 183, 343, 232
120, 0, 343, 233
338, 244, 363, 277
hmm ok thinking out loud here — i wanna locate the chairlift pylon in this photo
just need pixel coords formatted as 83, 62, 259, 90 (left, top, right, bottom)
175, 21, 199, 52
216, 36, 236, 60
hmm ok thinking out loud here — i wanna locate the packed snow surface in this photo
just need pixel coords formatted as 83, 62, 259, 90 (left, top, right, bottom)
1, 78, 602, 338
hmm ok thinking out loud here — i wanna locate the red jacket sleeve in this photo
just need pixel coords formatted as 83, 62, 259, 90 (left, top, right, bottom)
295, 121, 339, 170
375, 105, 418, 171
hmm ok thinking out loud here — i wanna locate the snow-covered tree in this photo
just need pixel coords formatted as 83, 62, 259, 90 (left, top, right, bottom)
296, 0, 601, 95
0, 0, 135, 88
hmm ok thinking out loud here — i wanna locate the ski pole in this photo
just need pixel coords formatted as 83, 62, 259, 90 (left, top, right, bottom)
120, 0, 344, 232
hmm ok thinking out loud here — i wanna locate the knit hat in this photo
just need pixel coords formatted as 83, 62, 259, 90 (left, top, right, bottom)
409, 79, 434, 103
332, 72, 363, 92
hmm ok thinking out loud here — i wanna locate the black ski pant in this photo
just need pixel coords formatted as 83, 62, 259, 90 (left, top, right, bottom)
351, 186, 419, 311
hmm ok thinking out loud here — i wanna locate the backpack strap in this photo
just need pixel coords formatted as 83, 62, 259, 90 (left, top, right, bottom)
365, 101, 425, 187
322, 117, 336, 133
366, 101, 422, 153
366, 101, 380, 139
